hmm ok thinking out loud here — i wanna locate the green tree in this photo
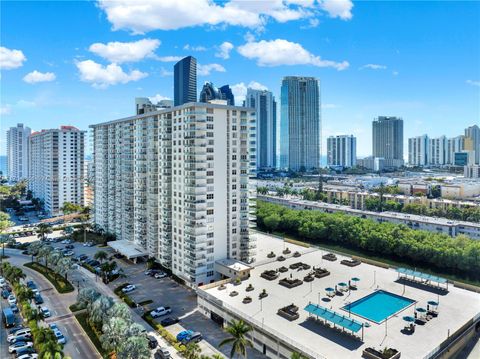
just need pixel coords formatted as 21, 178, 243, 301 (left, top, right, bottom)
183, 341, 202, 359
88, 295, 114, 329
117, 336, 150, 359
77, 288, 101, 308
0, 211, 13, 232
37, 223, 53, 241
263, 213, 281, 232
94, 250, 108, 263
101, 316, 129, 353
291, 352, 308, 359
219, 319, 253, 358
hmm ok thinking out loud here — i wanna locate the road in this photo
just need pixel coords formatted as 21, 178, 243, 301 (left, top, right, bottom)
3, 248, 101, 359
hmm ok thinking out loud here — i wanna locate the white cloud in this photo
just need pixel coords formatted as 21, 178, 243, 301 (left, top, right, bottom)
76, 60, 148, 88
89, 39, 160, 63
466, 80, 480, 87
0, 104, 11, 115
183, 44, 207, 52
157, 56, 183, 62
360, 64, 387, 70
301, 18, 320, 29
97, 0, 349, 34
197, 63, 226, 76
0, 46, 27, 70
149, 94, 171, 103
23, 70, 56, 84
392, 71, 399, 76
160, 67, 173, 77
237, 39, 349, 70
215, 42, 234, 59
231, 81, 269, 104
319, 0, 353, 20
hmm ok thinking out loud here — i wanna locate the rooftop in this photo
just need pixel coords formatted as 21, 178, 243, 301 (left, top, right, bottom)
201, 233, 480, 359
107, 239, 149, 259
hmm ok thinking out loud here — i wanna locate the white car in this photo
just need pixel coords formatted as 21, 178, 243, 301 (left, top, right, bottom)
8, 294, 17, 305
0, 277, 6, 287
8, 341, 33, 354
122, 284, 136, 293
49, 323, 58, 331
40, 307, 51, 318
60, 239, 71, 244
150, 306, 172, 318
53, 330, 66, 344
17, 354, 39, 359
154, 272, 167, 279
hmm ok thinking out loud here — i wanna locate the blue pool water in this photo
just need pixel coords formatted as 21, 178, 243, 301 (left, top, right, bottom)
343, 290, 415, 323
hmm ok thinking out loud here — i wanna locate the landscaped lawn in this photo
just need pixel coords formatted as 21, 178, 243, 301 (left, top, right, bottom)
24, 261, 74, 293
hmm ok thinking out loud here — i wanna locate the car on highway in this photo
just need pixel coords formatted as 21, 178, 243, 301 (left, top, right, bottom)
8, 341, 34, 354
53, 329, 66, 344
122, 284, 136, 293
150, 306, 172, 318
154, 347, 171, 359
40, 307, 51, 318
154, 272, 167, 279
160, 317, 179, 327
8, 294, 17, 305
176, 330, 193, 342
147, 335, 158, 349
34, 293, 44, 305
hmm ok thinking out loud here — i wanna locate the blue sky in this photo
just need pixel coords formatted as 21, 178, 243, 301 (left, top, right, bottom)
1, 0, 479, 157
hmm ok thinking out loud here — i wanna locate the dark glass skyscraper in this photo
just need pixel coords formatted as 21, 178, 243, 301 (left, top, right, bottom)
218, 85, 235, 106
280, 76, 321, 171
199, 82, 235, 106
174, 56, 197, 106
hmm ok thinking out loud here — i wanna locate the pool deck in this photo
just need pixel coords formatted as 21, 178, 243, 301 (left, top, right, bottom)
203, 233, 480, 359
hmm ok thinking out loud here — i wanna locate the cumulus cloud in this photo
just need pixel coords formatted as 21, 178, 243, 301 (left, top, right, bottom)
76, 60, 147, 88
237, 39, 349, 70
197, 63, 226, 76
97, 0, 352, 34
360, 64, 387, 70
157, 56, 183, 62
160, 67, 173, 77
23, 70, 56, 84
231, 81, 269, 104
0, 46, 27, 69
466, 80, 480, 87
319, 0, 353, 20
215, 42, 234, 59
183, 44, 207, 52
149, 94, 171, 103
89, 39, 160, 63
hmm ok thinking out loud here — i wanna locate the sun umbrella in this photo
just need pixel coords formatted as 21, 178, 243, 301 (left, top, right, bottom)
403, 316, 415, 323
415, 307, 427, 314
351, 277, 360, 282
427, 300, 438, 306
338, 282, 348, 287
325, 287, 335, 292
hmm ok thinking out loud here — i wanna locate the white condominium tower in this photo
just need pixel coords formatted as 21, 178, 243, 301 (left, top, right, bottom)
326, 135, 357, 168
408, 135, 429, 166
29, 126, 85, 215
91, 102, 256, 285
7, 123, 31, 182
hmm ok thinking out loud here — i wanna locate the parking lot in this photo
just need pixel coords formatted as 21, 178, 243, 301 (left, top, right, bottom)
111, 263, 265, 359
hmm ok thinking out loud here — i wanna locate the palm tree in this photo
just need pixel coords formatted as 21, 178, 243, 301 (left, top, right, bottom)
16, 285, 34, 303
79, 214, 91, 244
0, 234, 9, 258
219, 320, 253, 358
37, 223, 53, 241
183, 342, 201, 359
77, 288, 100, 308
28, 241, 44, 263
88, 295, 114, 329
56, 257, 73, 280
100, 316, 128, 353
27, 308, 44, 322
8, 267, 26, 283
117, 336, 150, 359
94, 250, 108, 263
37, 244, 52, 268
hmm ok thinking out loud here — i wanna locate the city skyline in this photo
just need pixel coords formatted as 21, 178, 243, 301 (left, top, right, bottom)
1, 1, 479, 157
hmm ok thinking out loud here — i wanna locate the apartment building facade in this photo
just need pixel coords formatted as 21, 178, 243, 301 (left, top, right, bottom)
6, 123, 31, 182
91, 103, 256, 285
28, 126, 85, 215
327, 135, 356, 168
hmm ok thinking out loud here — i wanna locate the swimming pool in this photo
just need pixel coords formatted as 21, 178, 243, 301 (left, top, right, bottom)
342, 290, 415, 323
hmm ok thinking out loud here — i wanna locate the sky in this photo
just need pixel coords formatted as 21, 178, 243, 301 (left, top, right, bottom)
1, 0, 479, 158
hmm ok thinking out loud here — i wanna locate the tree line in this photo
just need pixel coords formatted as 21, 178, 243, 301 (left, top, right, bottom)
256, 201, 480, 280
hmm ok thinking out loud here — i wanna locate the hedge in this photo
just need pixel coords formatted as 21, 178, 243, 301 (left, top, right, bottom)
24, 262, 74, 293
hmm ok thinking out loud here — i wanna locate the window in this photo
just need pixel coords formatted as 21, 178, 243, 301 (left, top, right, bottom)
207, 209, 214, 215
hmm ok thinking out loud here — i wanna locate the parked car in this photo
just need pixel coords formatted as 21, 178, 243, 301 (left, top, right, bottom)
0, 277, 7, 287
182, 332, 202, 344
2, 288, 11, 298
10, 303, 19, 313
154, 272, 167, 279
26, 281, 36, 290
122, 284, 136, 293
77, 254, 88, 262
86, 259, 100, 267
61, 239, 72, 244
9, 325, 25, 335
160, 317, 179, 327
147, 336, 158, 349
176, 330, 193, 342
34, 294, 44, 305
154, 348, 171, 359
63, 250, 74, 257
8, 334, 32, 344
17, 353, 39, 359
150, 306, 171, 318
53, 330, 66, 344
14, 347, 36, 358
83, 241, 95, 247
48, 323, 58, 331
8, 329, 31, 342
8, 341, 33, 354
65, 244, 74, 249
40, 307, 51, 318
8, 294, 17, 305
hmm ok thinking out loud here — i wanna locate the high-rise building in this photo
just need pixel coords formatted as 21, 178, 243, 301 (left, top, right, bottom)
280, 76, 321, 171
91, 103, 256, 285
29, 126, 85, 215
6, 123, 31, 182
465, 125, 480, 164
326, 135, 356, 168
199, 82, 235, 106
408, 135, 429, 166
174, 56, 197, 106
135, 97, 172, 115
372, 116, 404, 168
244, 89, 276, 170
428, 136, 447, 165
447, 136, 465, 165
